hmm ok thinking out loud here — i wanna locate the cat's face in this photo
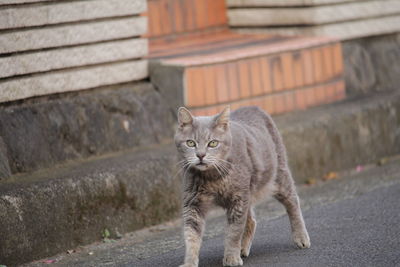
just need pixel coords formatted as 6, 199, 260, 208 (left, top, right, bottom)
174, 107, 232, 172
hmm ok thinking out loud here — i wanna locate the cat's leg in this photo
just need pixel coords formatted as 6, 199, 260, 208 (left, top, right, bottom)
223, 198, 248, 266
240, 206, 256, 257
180, 196, 208, 267
275, 169, 311, 249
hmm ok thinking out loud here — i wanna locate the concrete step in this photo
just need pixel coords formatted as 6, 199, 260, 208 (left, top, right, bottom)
2, 90, 400, 266
227, 0, 400, 40
0, 143, 180, 266
0, 82, 175, 178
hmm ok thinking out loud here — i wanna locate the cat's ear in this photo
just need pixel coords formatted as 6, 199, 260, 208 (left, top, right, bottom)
177, 107, 193, 128
214, 106, 230, 130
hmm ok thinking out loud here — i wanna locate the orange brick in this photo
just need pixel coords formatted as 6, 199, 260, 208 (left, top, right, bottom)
253, 97, 264, 110
173, 0, 184, 33
295, 89, 308, 110
333, 43, 344, 76
260, 56, 272, 94
159, 0, 172, 36
216, 0, 228, 25
273, 93, 286, 114
185, 67, 205, 107
312, 48, 324, 83
284, 92, 296, 113
215, 64, 230, 104
195, 0, 207, 30
204, 65, 218, 105
302, 49, 314, 86
305, 87, 316, 107
322, 45, 334, 81
147, 1, 161, 37
292, 51, 304, 88
325, 82, 336, 103
269, 56, 284, 91
281, 53, 295, 90
231, 101, 242, 111
238, 60, 251, 98
313, 84, 325, 105
249, 58, 263, 96
181, 0, 192, 31
335, 80, 346, 101
227, 62, 240, 101
263, 95, 275, 114
206, 106, 219, 116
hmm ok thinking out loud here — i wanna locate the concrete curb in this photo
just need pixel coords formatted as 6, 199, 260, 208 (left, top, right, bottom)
0, 143, 180, 266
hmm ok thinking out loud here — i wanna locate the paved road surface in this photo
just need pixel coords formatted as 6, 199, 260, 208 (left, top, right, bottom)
24, 157, 400, 267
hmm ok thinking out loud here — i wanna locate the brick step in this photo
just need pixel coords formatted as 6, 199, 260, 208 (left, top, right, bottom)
149, 31, 345, 116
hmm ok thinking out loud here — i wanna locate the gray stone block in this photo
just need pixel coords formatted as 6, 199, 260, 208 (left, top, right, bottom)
228, 0, 400, 26
150, 61, 185, 111
234, 14, 400, 40
0, 38, 148, 79
277, 91, 400, 181
227, 0, 354, 7
0, 82, 175, 175
343, 33, 400, 96
0, 143, 181, 266
0, 137, 11, 179
0, 0, 146, 30
0, 16, 147, 54
1, 0, 52, 4
0, 60, 148, 103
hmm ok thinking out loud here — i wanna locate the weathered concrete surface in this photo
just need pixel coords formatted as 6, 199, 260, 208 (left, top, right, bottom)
0, 60, 148, 103
0, 143, 180, 266
235, 15, 400, 41
21, 154, 400, 267
0, 16, 146, 54
0, 38, 148, 79
228, 0, 400, 26
277, 91, 400, 182
0, 82, 175, 176
0, 137, 11, 179
149, 62, 185, 111
342, 33, 400, 97
0, 0, 146, 30
227, 0, 354, 6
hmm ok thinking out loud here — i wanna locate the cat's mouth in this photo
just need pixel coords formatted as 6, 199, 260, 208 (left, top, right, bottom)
195, 162, 209, 170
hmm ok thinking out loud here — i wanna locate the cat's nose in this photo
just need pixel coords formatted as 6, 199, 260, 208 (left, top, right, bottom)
196, 153, 206, 161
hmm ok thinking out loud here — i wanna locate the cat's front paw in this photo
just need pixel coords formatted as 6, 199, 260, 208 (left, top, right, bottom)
240, 246, 250, 258
293, 230, 311, 249
179, 263, 197, 267
223, 254, 243, 266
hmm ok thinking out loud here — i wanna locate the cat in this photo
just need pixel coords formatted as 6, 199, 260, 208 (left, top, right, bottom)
174, 106, 310, 267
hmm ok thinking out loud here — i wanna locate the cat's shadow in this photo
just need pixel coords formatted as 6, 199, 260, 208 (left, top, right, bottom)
198, 242, 297, 267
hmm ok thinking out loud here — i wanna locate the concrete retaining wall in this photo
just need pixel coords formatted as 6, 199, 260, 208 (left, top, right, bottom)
0, 82, 175, 179
0, 0, 148, 103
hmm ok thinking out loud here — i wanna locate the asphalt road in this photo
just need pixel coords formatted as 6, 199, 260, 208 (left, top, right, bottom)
24, 157, 400, 267
133, 183, 400, 267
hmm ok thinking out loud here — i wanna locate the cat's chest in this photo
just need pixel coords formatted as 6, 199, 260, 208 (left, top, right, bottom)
201, 178, 236, 208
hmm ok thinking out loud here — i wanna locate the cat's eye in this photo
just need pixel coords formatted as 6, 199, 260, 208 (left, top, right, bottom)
186, 140, 196, 147
208, 140, 219, 148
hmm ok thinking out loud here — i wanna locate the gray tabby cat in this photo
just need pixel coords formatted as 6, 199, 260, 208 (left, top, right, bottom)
175, 106, 310, 267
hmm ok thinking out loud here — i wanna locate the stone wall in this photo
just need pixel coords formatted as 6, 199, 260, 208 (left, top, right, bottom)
227, 0, 400, 40
0, 0, 148, 103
